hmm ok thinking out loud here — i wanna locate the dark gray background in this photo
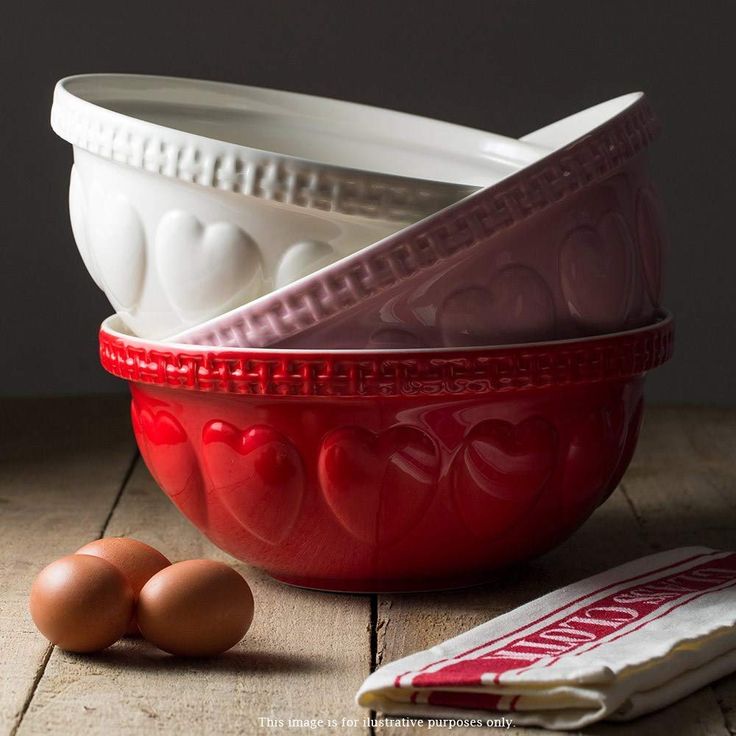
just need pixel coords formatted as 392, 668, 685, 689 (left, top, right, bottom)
1, 0, 733, 403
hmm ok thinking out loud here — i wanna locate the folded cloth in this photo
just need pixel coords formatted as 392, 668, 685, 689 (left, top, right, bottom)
357, 547, 736, 730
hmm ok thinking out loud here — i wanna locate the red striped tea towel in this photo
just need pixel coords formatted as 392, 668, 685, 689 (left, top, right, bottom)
357, 548, 736, 729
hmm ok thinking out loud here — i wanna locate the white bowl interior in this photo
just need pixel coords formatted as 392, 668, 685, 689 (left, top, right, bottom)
59, 74, 551, 186
522, 92, 643, 148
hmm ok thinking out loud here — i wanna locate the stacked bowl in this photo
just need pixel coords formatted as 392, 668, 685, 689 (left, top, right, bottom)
52, 74, 673, 592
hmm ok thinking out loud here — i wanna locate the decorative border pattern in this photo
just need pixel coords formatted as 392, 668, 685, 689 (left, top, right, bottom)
181, 96, 661, 349
51, 88, 478, 223
100, 315, 673, 397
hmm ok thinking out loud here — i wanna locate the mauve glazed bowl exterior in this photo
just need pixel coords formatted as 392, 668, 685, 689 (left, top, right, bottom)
52, 74, 542, 341
176, 93, 667, 351
100, 314, 673, 592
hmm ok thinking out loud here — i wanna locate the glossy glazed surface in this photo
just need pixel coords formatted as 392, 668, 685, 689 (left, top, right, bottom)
101, 316, 673, 591
178, 94, 664, 350
53, 74, 553, 339
52, 74, 545, 194
68, 149, 406, 339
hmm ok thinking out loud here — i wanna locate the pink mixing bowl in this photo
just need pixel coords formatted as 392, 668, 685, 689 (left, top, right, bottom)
100, 313, 673, 592
174, 93, 666, 351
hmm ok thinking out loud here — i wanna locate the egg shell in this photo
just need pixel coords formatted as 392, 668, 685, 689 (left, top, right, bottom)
137, 559, 254, 657
76, 537, 171, 634
29, 554, 134, 653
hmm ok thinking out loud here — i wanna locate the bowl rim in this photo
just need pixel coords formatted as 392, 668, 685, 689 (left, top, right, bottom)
172, 92, 660, 350
51, 73, 542, 223
100, 312, 674, 398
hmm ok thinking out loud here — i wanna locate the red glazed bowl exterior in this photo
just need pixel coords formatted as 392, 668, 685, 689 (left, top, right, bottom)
100, 315, 673, 592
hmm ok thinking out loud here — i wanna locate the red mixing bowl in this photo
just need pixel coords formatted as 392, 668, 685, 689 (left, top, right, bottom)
100, 314, 673, 592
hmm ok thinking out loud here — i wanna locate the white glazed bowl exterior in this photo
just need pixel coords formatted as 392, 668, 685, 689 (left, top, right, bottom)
55, 74, 553, 339
69, 148, 405, 339
53, 74, 544, 202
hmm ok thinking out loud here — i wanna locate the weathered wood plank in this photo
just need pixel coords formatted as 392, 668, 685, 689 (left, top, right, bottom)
17, 459, 372, 735
0, 397, 135, 736
621, 407, 736, 734
6, 404, 736, 735
590, 687, 731, 736
376, 407, 736, 735
620, 407, 736, 551
714, 674, 736, 735
627, 407, 736, 473
374, 491, 650, 736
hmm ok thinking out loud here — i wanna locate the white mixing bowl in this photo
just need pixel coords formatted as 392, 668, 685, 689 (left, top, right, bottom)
51, 74, 546, 338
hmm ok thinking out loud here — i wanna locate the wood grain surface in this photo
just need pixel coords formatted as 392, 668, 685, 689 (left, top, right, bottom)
1, 397, 136, 735
2, 400, 735, 735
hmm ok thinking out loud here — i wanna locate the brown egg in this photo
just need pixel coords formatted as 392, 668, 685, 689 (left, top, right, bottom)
76, 537, 171, 634
137, 559, 254, 657
29, 554, 134, 652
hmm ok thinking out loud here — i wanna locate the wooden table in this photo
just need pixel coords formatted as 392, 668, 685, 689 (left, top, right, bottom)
2, 398, 735, 735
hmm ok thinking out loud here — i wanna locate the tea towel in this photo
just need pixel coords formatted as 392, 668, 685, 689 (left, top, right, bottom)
357, 547, 736, 729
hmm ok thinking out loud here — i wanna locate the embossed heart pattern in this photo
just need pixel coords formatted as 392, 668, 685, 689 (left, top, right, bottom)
54, 76, 667, 347
100, 313, 673, 591
174, 91, 667, 350
53, 73, 551, 340
57, 75, 675, 590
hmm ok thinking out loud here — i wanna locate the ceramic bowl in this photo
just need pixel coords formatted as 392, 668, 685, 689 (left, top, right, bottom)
177, 93, 666, 350
100, 313, 673, 592
51, 74, 546, 339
